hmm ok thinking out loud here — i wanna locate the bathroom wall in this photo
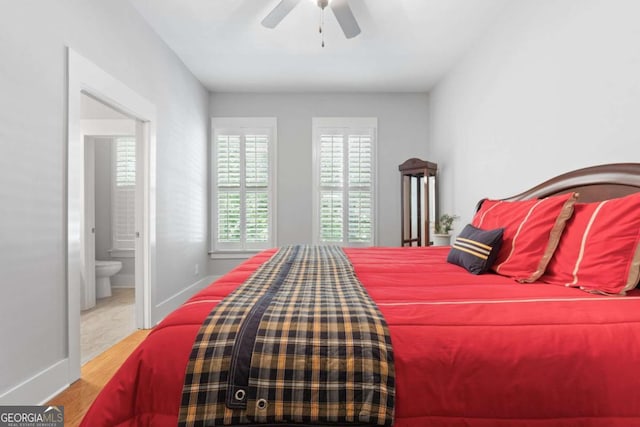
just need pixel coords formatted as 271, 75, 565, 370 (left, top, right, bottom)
82, 119, 137, 290
93, 138, 135, 288
94, 139, 112, 263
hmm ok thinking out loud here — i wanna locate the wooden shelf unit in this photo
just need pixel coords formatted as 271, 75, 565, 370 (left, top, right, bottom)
399, 158, 438, 247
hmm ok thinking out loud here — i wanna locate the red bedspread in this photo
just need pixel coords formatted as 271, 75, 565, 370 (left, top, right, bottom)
81, 247, 640, 426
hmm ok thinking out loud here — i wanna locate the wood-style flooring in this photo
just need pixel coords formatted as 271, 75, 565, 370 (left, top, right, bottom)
46, 329, 150, 426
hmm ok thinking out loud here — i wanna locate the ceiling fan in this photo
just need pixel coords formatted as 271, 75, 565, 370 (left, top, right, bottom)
262, 0, 361, 40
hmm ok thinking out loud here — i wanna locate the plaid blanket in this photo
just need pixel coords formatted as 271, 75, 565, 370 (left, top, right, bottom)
179, 245, 395, 426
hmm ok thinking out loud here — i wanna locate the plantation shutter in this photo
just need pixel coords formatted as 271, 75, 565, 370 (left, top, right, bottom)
216, 134, 242, 245
112, 136, 136, 250
319, 134, 344, 242
244, 135, 270, 244
347, 133, 373, 243
213, 121, 274, 252
315, 119, 376, 246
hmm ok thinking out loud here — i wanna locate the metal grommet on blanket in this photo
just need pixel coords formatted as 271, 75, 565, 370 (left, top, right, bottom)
256, 398, 268, 410
234, 389, 246, 401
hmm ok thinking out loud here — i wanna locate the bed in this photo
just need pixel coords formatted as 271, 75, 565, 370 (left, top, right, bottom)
81, 163, 640, 427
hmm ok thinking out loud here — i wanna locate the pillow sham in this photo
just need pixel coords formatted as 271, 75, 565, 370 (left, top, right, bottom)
472, 192, 577, 282
541, 192, 640, 295
447, 224, 504, 274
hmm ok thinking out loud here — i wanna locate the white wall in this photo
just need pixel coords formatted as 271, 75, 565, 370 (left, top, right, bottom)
429, 0, 640, 227
0, 0, 209, 403
209, 93, 429, 274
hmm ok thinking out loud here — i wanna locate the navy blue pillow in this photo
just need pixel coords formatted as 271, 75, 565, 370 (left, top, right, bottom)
447, 224, 504, 274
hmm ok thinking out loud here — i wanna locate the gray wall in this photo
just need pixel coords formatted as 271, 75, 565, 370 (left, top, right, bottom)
429, 0, 640, 229
209, 93, 430, 275
0, 0, 209, 402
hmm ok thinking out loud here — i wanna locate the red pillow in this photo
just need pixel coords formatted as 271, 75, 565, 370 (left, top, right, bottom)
541, 193, 640, 295
472, 193, 577, 282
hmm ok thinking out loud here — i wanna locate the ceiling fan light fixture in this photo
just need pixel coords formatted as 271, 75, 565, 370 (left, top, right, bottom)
262, 0, 360, 44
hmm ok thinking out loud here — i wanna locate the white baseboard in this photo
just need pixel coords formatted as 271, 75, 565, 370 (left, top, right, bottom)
0, 359, 68, 405
111, 273, 134, 287
153, 275, 219, 324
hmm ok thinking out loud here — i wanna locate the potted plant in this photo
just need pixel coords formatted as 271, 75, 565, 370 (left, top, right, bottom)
433, 213, 458, 246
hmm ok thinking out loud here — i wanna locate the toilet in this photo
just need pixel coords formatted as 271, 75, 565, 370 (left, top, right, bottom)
95, 260, 123, 299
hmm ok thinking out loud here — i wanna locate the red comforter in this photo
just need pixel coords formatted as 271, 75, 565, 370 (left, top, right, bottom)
81, 247, 640, 426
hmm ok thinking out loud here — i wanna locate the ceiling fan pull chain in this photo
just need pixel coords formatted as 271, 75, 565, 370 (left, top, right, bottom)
321, 7, 325, 47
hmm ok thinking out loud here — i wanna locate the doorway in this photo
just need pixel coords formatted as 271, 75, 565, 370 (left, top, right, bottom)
67, 49, 156, 382
80, 94, 138, 363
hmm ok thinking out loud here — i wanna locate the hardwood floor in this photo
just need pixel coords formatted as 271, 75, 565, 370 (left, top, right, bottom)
47, 329, 150, 427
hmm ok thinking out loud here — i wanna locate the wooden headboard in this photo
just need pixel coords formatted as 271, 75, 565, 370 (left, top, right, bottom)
503, 163, 640, 203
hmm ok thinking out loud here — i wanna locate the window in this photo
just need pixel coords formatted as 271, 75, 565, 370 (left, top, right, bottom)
312, 118, 377, 246
112, 136, 136, 250
211, 118, 276, 253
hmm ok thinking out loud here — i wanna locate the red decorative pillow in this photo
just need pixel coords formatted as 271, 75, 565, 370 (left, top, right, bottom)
472, 192, 577, 282
541, 193, 640, 295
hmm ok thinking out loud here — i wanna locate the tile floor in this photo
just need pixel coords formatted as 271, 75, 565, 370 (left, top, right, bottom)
80, 288, 136, 364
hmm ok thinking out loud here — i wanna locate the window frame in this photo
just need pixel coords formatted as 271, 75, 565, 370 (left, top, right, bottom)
210, 117, 277, 256
312, 117, 378, 247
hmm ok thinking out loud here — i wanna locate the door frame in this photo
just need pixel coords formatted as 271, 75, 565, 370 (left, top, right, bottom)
67, 48, 156, 381
82, 137, 96, 311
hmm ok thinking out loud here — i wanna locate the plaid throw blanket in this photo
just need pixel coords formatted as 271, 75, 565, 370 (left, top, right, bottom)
179, 245, 395, 426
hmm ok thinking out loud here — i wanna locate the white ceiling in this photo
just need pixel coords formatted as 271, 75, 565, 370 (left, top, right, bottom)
129, 0, 508, 92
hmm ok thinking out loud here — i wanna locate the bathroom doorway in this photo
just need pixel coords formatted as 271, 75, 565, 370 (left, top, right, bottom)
80, 94, 137, 363
67, 49, 156, 383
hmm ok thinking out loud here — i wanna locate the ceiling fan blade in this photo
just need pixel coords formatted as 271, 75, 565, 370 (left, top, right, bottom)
330, 0, 361, 39
261, 0, 301, 29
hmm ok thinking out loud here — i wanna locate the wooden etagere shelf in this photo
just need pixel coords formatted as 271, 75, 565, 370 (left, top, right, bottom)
399, 158, 438, 247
